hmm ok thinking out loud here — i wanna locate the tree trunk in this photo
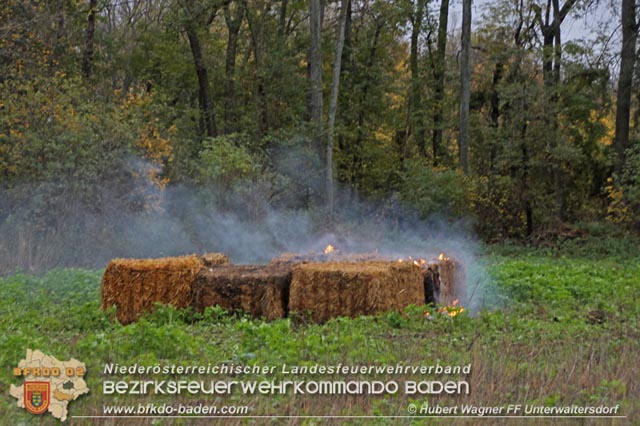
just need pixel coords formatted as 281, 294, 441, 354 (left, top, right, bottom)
325, 0, 349, 222
522, 135, 533, 237
246, 0, 270, 136
458, 0, 471, 175
185, 20, 217, 138
615, 0, 638, 175
279, 0, 288, 36
82, 0, 97, 79
407, 0, 426, 157
432, 0, 449, 165
533, 0, 577, 107
342, 0, 352, 67
309, 0, 324, 162
553, 9, 562, 88
488, 60, 503, 178
352, 23, 382, 193
337, 0, 353, 188
533, 0, 576, 221
553, 22, 567, 220
223, 1, 245, 134
54, 0, 67, 61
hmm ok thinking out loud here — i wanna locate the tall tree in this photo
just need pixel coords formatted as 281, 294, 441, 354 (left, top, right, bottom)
181, 0, 218, 138
340, 8, 384, 197
223, 0, 245, 134
532, 0, 577, 91
614, 0, 638, 175
279, 0, 288, 36
326, 0, 350, 220
309, 0, 324, 166
459, 0, 471, 174
406, 0, 427, 157
82, 0, 98, 79
488, 59, 504, 175
432, 0, 450, 165
245, 0, 270, 135
532, 0, 578, 220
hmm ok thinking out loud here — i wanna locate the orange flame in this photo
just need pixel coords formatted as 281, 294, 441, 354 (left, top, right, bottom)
324, 244, 335, 255
436, 299, 464, 317
438, 253, 450, 261
399, 257, 428, 267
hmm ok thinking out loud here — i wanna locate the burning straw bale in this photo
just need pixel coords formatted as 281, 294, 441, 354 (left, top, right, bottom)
289, 261, 424, 322
192, 265, 292, 320
101, 255, 205, 324
431, 258, 464, 305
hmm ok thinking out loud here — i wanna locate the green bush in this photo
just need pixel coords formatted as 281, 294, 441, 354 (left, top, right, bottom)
399, 160, 471, 219
197, 134, 259, 191
620, 142, 640, 224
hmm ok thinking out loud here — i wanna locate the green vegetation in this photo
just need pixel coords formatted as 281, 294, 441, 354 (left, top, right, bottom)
1, 239, 638, 424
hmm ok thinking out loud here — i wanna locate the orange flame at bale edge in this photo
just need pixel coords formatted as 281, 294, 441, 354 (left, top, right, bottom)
397, 257, 427, 267
324, 244, 335, 255
439, 299, 464, 317
425, 299, 465, 318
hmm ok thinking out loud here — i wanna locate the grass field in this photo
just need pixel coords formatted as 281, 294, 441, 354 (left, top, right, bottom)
1, 238, 638, 425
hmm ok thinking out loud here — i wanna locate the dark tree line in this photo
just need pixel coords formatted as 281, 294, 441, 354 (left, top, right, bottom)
0, 0, 639, 240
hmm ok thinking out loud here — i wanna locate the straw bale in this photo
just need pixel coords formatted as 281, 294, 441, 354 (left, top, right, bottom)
289, 261, 424, 322
192, 265, 292, 320
201, 252, 230, 267
432, 259, 464, 304
101, 255, 204, 324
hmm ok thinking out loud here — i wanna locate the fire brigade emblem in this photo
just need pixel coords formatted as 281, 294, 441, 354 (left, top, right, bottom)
24, 382, 50, 415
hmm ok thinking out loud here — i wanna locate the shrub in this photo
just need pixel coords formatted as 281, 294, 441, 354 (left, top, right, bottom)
399, 160, 472, 219
197, 134, 258, 191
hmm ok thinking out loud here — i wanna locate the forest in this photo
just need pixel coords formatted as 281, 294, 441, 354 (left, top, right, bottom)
0, 0, 639, 272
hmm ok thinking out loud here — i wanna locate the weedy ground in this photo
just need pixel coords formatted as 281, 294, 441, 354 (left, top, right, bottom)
0, 237, 638, 426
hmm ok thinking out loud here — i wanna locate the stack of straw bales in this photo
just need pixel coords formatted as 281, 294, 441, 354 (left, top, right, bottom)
101, 252, 462, 324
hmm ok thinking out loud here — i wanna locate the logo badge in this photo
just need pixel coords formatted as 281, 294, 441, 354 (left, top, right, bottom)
24, 382, 50, 415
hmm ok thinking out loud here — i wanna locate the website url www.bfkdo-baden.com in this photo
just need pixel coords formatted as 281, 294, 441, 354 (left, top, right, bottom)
101, 403, 249, 416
